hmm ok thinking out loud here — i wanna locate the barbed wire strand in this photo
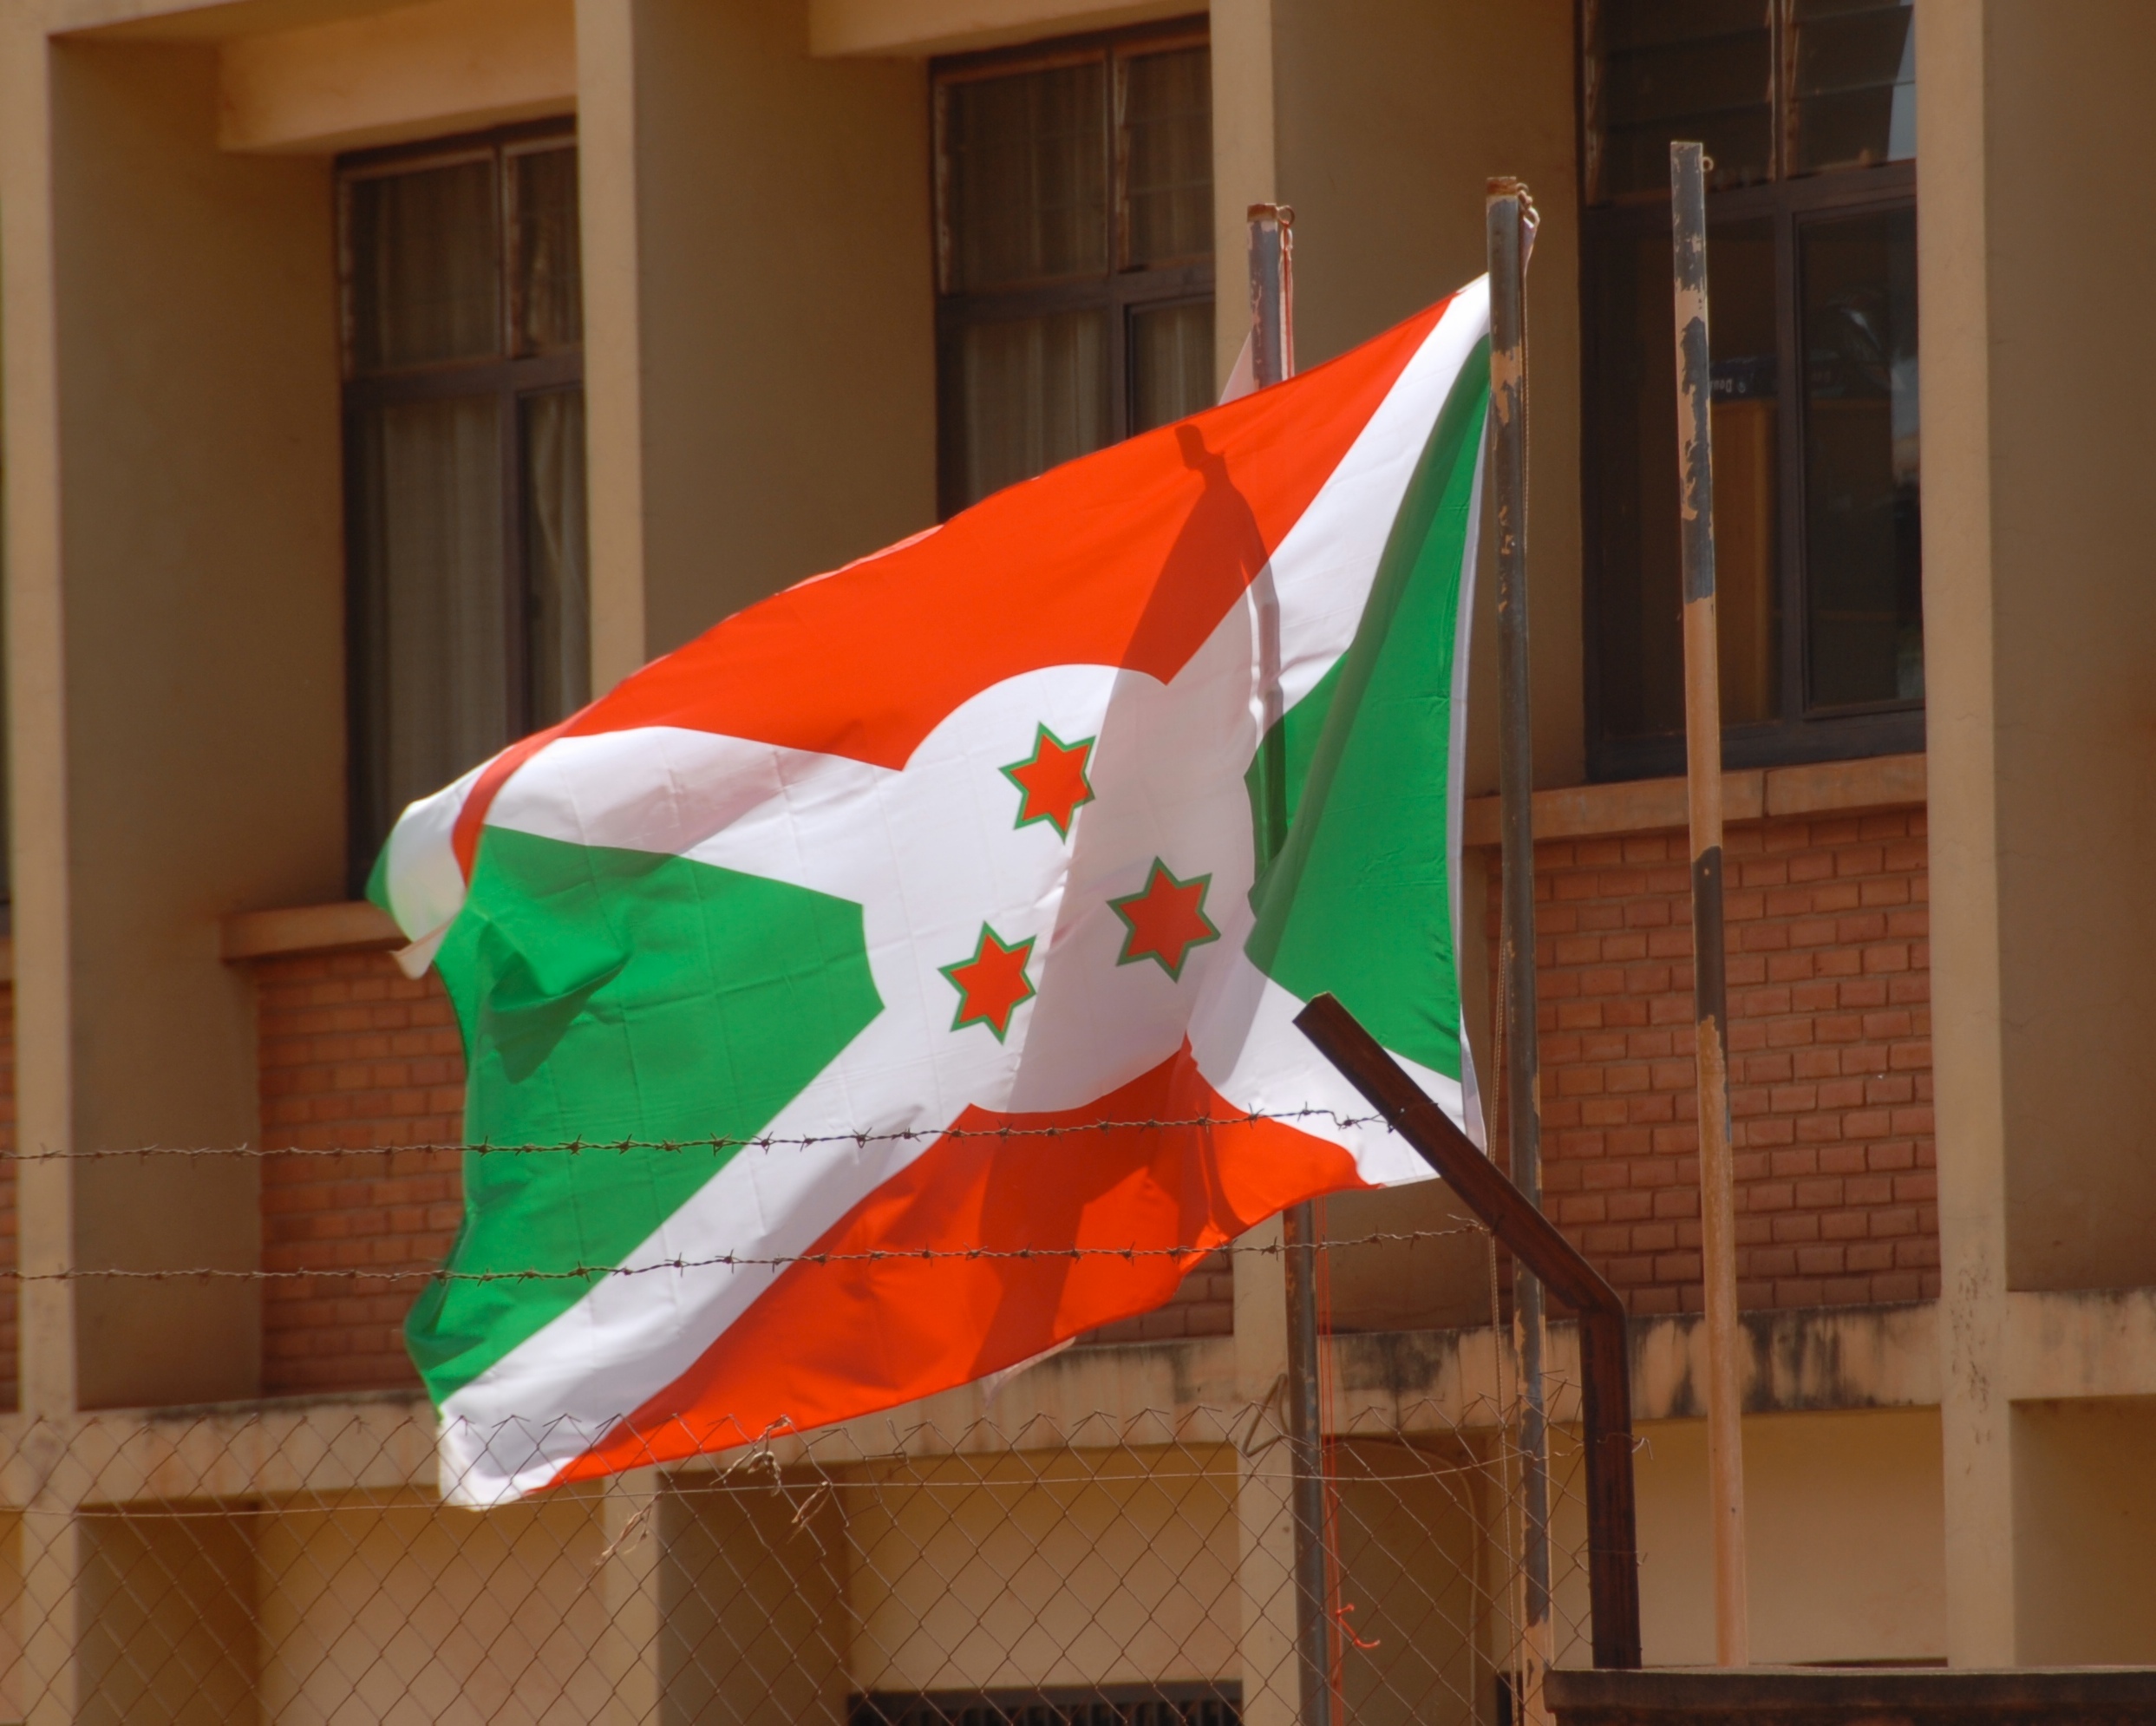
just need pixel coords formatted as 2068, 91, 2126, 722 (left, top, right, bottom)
14, 1107, 1393, 1160
6, 1223, 1489, 1284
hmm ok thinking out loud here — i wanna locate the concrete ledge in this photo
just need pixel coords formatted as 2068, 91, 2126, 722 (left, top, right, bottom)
810, 0, 1192, 57
220, 899, 401, 960
1548, 1664, 2156, 1722
1462, 752, 1926, 847
2008, 1285, 2156, 1402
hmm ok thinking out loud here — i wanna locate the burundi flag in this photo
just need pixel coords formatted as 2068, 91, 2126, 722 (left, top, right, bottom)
372, 283, 1492, 1506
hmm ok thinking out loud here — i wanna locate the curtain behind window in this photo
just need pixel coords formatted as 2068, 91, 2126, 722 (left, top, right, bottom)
352, 396, 506, 849
521, 389, 591, 728
343, 133, 587, 878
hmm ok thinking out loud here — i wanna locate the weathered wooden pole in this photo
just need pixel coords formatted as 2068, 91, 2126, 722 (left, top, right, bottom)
1487, 174, 1554, 1721
1250, 199, 1333, 1726
1669, 139, 1751, 1670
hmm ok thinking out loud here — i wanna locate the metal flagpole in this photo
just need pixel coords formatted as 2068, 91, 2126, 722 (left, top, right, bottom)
1248, 200, 1331, 1726
1669, 139, 1751, 1669
1486, 176, 1553, 1725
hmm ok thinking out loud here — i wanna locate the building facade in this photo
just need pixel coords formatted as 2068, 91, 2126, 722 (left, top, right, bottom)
2, 0, 2154, 1716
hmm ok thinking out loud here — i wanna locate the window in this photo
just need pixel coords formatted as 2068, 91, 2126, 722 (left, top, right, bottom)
1581, 0, 1918, 778
339, 123, 589, 882
854, 1686, 1239, 1726
933, 22, 1214, 518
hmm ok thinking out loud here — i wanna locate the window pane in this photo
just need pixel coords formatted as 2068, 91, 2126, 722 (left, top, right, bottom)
944, 62, 1108, 291
1588, 219, 1778, 739
511, 147, 584, 354
1131, 301, 1214, 432
1122, 48, 1212, 268
1802, 206, 1920, 708
1792, 0, 1915, 174
948, 311, 1109, 508
1593, 0, 1773, 202
520, 389, 591, 727
351, 396, 506, 852
349, 160, 500, 372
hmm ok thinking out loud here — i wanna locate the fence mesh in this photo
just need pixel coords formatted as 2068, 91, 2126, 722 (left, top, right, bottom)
0, 1317, 1591, 1725
1, 1125, 1595, 1726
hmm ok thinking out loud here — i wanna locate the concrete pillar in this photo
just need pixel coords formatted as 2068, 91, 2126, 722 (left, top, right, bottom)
571, 0, 936, 677
572, 0, 652, 696
1923, 0, 2156, 1664
1914, 0, 2015, 1669
1232, 1218, 1300, 1726
598, 1471, 666, 1726
5, 26, 88, 1723
3, 26, 345, 1414
18, 1496, 81, 1726
1207, 0, 1277, 388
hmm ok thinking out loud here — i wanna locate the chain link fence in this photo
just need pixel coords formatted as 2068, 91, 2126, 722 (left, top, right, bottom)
0, 1111, 1598, 1726
0, 1336, 1590, 1725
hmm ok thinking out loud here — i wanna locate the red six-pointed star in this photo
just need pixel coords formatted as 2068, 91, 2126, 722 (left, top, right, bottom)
939, 924, 1037, 1041
1108, 860, 1220, 980
1000, 725, 1096, 840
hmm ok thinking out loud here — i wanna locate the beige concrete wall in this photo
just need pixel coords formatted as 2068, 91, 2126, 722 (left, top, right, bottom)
1971, 3, 2156, 1296
1330, 1437, 1490, 1726
1632, 1408, 1946, 1666
1323, 1179, 1494, 1334
2, 3, 80, 1426
255, 1495, 612, 1723
2011, 1398, 2156, 1664
578, 0, 937, 677
846, 1445, 1241, 1690
219, 0, 576, 154
664, 1474, 848, 1726
1915, 0, 2013, 1666
37, 38, 346, 1407
1271, 0, 1583, 791
80, 1511, 255, 1726
811, 0, 1191, 57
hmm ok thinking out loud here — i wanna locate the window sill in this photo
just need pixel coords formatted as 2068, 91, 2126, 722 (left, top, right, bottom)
219, 900, 402, 962
1461, 750, 1924, 848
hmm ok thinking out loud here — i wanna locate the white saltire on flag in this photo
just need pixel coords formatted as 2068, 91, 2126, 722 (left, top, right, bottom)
372, 284, 1493, 1505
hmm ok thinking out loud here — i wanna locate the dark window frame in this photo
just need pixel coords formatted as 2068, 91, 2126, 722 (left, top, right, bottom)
1577, 3, 1921, 782
931, 17, 1215, 521
336, 118, 582, 889
853, 1684, 1241, 1726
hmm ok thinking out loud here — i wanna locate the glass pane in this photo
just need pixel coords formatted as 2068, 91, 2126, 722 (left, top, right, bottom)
348, 160, 500, 372
1122, 48, 1212, 268
1593, 0, 1773, 201
944, 62, 1109, 291
351, 396, 507, 853
1708, 224, 1780, 727
948, 310, 1109, 509
520, 389, 591, 727
1792, 0, 1915, 174
1131, 301, 1215, 433
511, 147, 583, 354
1587, 219, 1778, 739
1802, 205, 1920, 707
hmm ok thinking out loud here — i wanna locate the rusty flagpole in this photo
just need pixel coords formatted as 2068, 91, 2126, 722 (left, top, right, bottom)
1248, 200, 1335, 1726
1486, 175, 1555, 1721
1669, 139, 1752, 1668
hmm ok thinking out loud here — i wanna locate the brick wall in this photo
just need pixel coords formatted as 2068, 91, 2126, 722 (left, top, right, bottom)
1506, 804, 1937, 1315
257, 951, 463, 1394
1081, 1251, 1234, 1345
252, 950, 1226, 1390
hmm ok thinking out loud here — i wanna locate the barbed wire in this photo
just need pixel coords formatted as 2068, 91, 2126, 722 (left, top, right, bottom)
2, 1223, 1486, 1284
10, 1107, 1395, 1160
